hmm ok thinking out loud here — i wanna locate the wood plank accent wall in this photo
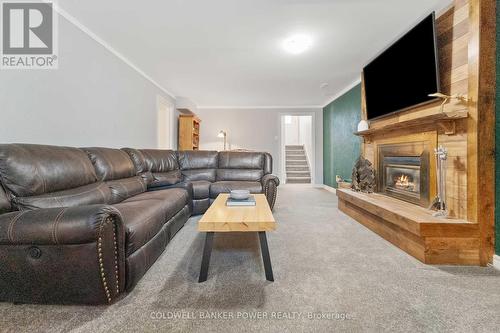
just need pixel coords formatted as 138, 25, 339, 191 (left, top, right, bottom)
466, 0, 496, 265
357, 0, 495, 265
362, 0, 472, 220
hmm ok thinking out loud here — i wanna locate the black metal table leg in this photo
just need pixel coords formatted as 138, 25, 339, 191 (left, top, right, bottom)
199, 232, 214, 282
258, 231, 274, 281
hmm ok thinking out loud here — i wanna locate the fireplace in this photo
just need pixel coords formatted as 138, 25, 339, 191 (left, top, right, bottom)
378, 143, 430, 207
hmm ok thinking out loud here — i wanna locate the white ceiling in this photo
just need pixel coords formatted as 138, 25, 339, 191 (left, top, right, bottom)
60, 0, 452, 108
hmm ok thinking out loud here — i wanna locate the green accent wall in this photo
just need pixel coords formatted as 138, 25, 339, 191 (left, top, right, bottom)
323, 84, 362, 188
495, 2, 500, 256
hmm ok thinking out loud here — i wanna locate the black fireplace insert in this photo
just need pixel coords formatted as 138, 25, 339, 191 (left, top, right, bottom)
378, 144, 430, 207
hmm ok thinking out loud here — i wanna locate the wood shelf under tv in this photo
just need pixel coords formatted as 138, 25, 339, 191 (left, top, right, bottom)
354, 109, 468, 139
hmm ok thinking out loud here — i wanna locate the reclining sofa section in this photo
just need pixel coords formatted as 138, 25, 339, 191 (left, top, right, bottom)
0, 144, 279, 305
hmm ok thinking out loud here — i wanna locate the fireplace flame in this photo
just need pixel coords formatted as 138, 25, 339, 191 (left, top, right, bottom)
389, 172, 418, 193
396, 174, 410, 187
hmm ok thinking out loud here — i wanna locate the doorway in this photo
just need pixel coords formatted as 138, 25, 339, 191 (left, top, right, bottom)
157, 95, 174, 149
280, 114, 314, 184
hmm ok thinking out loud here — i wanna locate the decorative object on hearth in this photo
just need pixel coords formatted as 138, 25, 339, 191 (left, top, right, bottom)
357, 120, 369, 132
429, 145, 448, 217
338, 181, 352, 189
428, 92, 468, 113
351, 156, 376, 193
335, 175, 352, 189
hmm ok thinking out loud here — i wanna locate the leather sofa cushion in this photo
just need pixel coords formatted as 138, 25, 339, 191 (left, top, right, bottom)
216, 169, 264, 182
181, 169, 216, 182
192, 198, 210, 215
12, 182, 111, 211
150, 170, 182, 188
0, 144, 97, 197
121, 148, 148, 174
216, 151, 265, 181
106, 176, 147, 204
113, 200, 166, 256
210, 181, 262, 199
141, 150, 179, 172
178, 151, 218, 182
0, 185, 11, 214
263, 152, 273, 174
191, 180, 211, 199
83, 147, 136, 181
217, 151, 265, 169
178, 151, 218, 170
123, 188, 189, 221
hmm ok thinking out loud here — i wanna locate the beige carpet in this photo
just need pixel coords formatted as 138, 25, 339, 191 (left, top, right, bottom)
1, 185, 500, 333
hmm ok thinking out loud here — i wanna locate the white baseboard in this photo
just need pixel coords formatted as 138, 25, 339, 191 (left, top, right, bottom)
321, 184, 337, 194
288, 184, 338, 194
492, 255, 500, 270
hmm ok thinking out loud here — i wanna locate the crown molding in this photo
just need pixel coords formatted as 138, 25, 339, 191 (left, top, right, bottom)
322, 78, 362, 107
50, 1, 177, 100
197, 105, 323, 110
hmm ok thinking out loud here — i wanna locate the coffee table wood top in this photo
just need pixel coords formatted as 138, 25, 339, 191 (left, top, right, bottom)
198, 194, 276, 232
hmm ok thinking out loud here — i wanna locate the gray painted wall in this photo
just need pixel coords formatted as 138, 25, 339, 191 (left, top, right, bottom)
0, 13, 176, 149
195, 107, 323, 184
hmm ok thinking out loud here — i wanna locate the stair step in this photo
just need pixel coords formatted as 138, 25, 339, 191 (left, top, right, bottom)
286, 156, 307, 161
285, 145, 304, 150
286, 166, 309, 172
286, 170, 310, 174
286, 160, 308, 166
287, 171, 311, 177
286, 177, 311, 184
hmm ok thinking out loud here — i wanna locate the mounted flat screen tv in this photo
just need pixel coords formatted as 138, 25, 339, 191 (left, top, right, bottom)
363, 13, 440, 120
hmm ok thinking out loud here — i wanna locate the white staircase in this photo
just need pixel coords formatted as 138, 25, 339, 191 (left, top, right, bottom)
285, 145, 311, 184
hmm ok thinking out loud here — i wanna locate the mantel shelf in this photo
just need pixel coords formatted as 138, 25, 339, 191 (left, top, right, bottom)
354, 110, 468, 137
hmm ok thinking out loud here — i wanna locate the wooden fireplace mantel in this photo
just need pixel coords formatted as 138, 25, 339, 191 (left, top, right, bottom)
354, 110, 468, 139
337, 189, 480, 265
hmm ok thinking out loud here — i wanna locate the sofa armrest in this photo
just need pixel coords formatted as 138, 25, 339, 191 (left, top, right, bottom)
261, 174, 280, 210
0, 205, 122, 245
0, 205, 126, 304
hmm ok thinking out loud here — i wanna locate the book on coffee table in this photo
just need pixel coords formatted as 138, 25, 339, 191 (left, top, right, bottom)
226, 195, 256, 206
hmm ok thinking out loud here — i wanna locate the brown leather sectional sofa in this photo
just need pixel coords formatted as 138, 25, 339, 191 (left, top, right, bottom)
0, 144, 279, 305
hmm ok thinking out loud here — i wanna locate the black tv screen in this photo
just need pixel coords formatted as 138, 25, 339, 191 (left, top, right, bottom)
363, 13, 440, 120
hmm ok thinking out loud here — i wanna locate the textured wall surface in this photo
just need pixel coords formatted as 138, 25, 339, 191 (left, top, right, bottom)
0, 14, 176, 148
323, 84, 362, 188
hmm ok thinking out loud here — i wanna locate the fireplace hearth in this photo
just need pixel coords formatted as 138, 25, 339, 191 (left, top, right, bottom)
378, 143, 430, 207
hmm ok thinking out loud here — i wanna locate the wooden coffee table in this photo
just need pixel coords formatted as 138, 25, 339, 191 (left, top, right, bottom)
197, 193, 276, 282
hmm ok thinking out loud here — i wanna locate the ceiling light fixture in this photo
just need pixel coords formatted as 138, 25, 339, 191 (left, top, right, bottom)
282, 34, 313, 54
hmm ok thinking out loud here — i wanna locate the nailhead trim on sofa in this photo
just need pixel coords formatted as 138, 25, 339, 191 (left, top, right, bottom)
97, 216, 119, 303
